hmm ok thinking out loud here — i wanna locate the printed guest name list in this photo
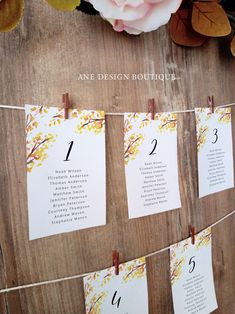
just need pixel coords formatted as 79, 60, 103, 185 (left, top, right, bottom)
48, 169, 89, 225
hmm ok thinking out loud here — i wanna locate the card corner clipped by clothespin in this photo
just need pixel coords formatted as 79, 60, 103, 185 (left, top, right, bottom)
148, 98, 155, 120
62, 92, 71, 119
112, 250, 120, 275
189, 225, 195, 245
207, 95, 215, 114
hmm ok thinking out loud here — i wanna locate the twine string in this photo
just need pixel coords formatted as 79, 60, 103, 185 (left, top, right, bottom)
0, 210, 234, 294
0, 103, 234, 292
0, 102, 235, 115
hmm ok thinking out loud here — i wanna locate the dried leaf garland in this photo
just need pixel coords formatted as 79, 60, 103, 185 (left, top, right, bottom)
231, 36, 235, 56
0, 0, 24, 32
45, 0, 81, 11
170, 9, 207, 47
192, 2, 231, 37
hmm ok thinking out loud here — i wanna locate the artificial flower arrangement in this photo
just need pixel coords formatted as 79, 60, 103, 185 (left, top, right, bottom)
0, 0, 234, 56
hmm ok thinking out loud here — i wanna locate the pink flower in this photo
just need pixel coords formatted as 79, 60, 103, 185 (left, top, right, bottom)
86, 0, 182, 34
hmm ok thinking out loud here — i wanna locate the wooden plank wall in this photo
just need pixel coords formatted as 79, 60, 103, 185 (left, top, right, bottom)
0, 1, 234, 313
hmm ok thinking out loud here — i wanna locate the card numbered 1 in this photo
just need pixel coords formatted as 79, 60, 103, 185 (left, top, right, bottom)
195, 107, 234, 198
170, 227, 218, 314
83, 257, 148, 314
124, 112, 181, 219
25, 104, 106, 240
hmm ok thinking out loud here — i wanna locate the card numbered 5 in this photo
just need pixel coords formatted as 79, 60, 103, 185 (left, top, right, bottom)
170, 227, 218, 314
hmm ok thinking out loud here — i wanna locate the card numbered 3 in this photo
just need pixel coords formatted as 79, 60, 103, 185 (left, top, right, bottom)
195, 107, 234, 198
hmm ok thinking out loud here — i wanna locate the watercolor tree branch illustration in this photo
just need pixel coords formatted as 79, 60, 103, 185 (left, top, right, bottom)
170, 257, 186, 286
47, 109, 105, 133
218, 111, 231, 124
158, 113, 177, 132
26, 106, 49, 134
86, 292, 108, 314
123, 263, 146, 283
124, 133, 144, 165
139, 113, 177, 132
124, 114, 138, 133
196, 229, 211, 249
48, 112, 64, 127
73, 110, 105, 135
197, 126, 209, 152
100, 272, 113, 287
26, 132, 57, 172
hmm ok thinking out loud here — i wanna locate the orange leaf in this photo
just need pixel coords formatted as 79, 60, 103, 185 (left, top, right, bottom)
231, 36, 235, 57
0, 0, 24, 32
192, 2, 231, 37
170, 9, 207, 47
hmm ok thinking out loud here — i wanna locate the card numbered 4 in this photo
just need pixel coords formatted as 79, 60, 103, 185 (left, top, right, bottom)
195, 107, 234, 198
83, 257, 148, 314
25, 104, 106, 240
124, 112, 181, 219
170, 227, 218, 314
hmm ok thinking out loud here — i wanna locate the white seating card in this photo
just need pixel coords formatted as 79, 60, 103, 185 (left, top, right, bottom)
195, 107, 234, 198
170, 227, 218, 314
25, 105, 106, 240
83, 257, 148, 314
124, 112, 181, 218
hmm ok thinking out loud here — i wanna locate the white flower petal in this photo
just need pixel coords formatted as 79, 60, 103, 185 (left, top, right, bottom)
115, 0, 145, 7
108, 18, 142, 34
124, 0, 181, 32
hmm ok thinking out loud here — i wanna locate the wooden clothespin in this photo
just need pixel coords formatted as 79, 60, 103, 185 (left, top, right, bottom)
207, 95, 215, 114
112, 250, 119, 275
63, 93, 71, 119
148, 98, 155, 120
189, 225, 195, 245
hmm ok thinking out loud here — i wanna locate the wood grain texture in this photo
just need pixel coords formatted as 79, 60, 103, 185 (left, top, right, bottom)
0, 0, 235, 313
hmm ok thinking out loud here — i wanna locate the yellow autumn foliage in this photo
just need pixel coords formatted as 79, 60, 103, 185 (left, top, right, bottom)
0, 0, 24, 32
170, 257, 186, 286
75, 111, 105, 135
26, 133, 57, 172
45, 0, 81, 11
85, 291, 108, 314
197, 126, 209, 152
124, 133, 144, 165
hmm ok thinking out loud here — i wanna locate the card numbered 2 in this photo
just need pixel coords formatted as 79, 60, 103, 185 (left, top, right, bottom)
195, 107, 234, 198
83, 257, 148, 314
25, 104, 106, 240
124, 112, 181, 219
170, 227, 218, 314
